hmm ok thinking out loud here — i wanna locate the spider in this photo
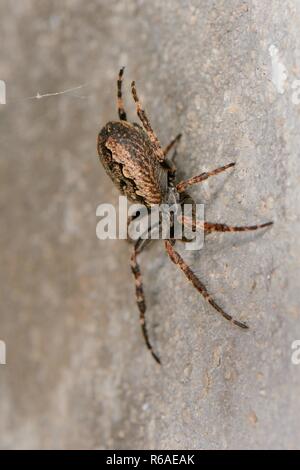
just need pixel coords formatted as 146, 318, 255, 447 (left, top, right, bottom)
97, 68, 272, 364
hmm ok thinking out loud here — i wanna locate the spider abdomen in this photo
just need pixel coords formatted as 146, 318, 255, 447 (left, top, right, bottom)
97, 121, 168, 206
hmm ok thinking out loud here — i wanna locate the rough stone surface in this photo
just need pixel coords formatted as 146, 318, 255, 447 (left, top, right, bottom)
0, 0, 300, 450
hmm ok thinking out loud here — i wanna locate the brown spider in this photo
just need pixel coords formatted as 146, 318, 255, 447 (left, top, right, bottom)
97, 68, 272, 364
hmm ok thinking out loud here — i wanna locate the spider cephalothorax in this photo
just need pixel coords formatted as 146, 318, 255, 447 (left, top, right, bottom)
97, 68, 272, 364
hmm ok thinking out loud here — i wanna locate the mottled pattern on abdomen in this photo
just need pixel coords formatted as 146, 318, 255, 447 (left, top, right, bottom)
97, 121, 168, 206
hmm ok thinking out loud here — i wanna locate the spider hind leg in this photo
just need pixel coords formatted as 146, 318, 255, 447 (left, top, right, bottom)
165, 239, 248, 329
131, 239, 161, 364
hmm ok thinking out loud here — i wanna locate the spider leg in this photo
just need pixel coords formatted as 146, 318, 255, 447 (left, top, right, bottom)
160, 134, 182, 182
163, 133, 182, 156
203, 221, 273, 233
131, 80, 165, 163
165, 239, 248, 329
177, 162, 235, 193
127, 210, 144, 243
127, 214, 137, 243
160, 157, 177, 183
131, 236, 161, 364
180, 215, 273, 234
117, 67, 127, 121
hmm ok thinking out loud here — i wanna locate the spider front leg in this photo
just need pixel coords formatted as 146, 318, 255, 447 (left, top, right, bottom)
176, 162, 235, 193
131, 237, 161, 364
131, 80, 165, 163
117, 67, 127, 121
165, 239, 248, 329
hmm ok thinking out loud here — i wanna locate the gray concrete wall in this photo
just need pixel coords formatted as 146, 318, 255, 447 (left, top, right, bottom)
0, 0, 299, 449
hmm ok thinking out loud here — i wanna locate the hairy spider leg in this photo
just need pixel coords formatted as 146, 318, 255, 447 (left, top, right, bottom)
131, 80, 165, 163
165, 239, 248, 329
160, 133, 182, 181
176, 162, 235, 193
181, 215, 273, 233
127, 211, 144, 244
163, 133, 182, 156
117, 67, 127, 121
131, 234, 161, 364
203, 221, 273, 233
